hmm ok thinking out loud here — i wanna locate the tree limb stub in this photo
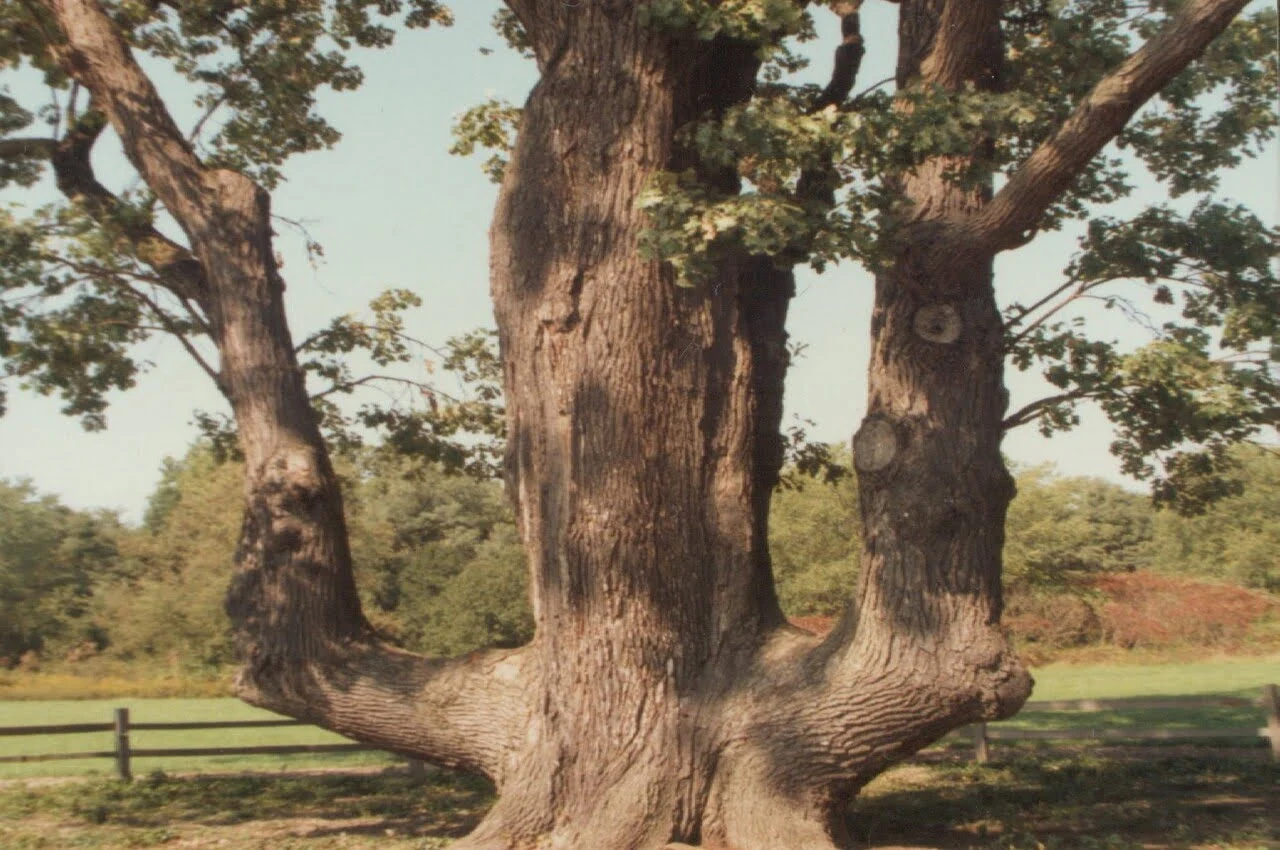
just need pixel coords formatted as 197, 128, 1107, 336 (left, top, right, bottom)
913, 303, 962, 344
976, 0, 1251, 250
0, 137, 57, 159
810, 9, 866, 113
852, 417, 898, 472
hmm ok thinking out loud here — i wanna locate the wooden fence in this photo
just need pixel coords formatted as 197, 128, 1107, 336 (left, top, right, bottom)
2, 684, 1277, 780
0, 709, 378, 781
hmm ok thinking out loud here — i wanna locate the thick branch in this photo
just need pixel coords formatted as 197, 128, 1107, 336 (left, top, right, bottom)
810, 6, 865, 113
976, 0, 1250, 250
48, 106, 211, 304
236, 646, 535, 782
39, 0, 220, 249
794, 7, 865, 211
0, 137, 57, 159
1002, 390, 1091, 430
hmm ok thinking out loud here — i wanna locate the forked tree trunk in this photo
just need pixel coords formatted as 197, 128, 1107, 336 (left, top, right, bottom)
459, 4, 1031, 848
40, 0, 1248, 846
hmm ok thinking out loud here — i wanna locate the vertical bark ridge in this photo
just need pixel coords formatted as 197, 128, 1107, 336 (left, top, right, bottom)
484, 7, 797, 844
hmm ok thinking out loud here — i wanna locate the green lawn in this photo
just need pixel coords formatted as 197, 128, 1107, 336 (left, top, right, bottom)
1, 656, 1277, 779
1026, 655, 1279, 700
935, 655, 1280, 758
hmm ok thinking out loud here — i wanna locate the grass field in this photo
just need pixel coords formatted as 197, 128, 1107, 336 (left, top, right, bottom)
988, 655, 1279, 747
0, 658, 1277, 849
1024, 656, 1279, 700
2, 656, 1276, 780
0, 751, 1273, 849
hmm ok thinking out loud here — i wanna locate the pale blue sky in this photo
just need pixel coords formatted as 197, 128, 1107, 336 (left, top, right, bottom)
0, 2, 1275, 522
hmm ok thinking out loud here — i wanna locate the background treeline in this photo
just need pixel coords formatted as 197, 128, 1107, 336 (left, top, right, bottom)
2, 443, 1277, 677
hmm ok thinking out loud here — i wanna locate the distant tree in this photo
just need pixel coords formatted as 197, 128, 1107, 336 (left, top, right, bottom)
0, 479, 119, 664
344, 452, 529, 654
770, 448, 860, 617
1146, 444, 1280, 591
101, 445, 243, 668
1004, 465, 1153, 591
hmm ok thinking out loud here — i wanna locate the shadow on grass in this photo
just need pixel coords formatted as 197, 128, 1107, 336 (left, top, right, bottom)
2, 751, 1275, 849
849, 750, 1278, 850
0, 769, 494, 840
1005, 695, 1264, 735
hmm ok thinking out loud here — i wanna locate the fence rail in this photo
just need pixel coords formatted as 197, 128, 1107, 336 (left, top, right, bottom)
0, 707, 389, 780
2, 685, 1277, 779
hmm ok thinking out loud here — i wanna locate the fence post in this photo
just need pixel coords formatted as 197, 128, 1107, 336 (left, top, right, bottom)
113, 708, 132, 781
972, 722, 990, 764
1264, 684, 1280, 763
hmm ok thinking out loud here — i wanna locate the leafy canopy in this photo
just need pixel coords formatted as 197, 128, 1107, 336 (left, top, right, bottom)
1, 0, 1276, 512
461, 0, 1280, 511
0, 0, 510, 472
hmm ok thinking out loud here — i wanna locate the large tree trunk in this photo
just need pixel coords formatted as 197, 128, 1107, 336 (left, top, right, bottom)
40, 0, 1247, 846
479, 14, 792, 845
458, 3, 1030, 848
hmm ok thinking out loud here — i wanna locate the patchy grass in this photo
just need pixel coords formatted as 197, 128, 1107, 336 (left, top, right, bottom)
0, 768, 492, 849
0, 752, 1273, 849
851, 750, 1279, 850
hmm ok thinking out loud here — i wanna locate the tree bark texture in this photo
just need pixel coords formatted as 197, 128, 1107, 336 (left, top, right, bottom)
36, 0, 1252, 846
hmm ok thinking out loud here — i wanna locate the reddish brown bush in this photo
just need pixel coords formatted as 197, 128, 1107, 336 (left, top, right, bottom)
1093, 571, 1276, 649
1005, 593, 1104, 650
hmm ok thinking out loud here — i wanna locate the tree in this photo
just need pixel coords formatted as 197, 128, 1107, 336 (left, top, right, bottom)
1145, 444, 1280, 591
0, 479, 120, 664
1003, 465, 1153, 591
1, 1, 1276, 848
98, 444, 244, 669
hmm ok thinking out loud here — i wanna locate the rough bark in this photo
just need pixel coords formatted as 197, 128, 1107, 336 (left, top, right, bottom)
33, 0, 1253, 847
479, 12, 792, 844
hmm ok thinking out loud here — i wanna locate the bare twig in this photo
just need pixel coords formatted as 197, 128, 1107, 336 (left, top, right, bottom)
309, 373, 464, 405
